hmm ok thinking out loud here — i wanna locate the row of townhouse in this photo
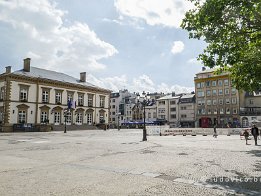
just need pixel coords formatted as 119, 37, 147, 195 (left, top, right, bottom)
109, 90, 196, 128
109, 68, 261, 128
0, 58, 111, 132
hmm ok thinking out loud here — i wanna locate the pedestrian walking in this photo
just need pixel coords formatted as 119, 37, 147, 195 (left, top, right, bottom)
213, 124, 217, 138
251, 124, 259, 146
243, 129, 249, 145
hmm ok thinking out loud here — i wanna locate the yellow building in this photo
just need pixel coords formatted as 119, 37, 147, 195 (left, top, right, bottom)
0, 58, 111, 132
194, 68, 240, 128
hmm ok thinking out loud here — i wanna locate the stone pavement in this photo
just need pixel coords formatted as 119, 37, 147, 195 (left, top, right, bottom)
0, 129, 260, 196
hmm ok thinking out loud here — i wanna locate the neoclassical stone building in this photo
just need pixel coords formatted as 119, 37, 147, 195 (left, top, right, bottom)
0, 58, 111, 132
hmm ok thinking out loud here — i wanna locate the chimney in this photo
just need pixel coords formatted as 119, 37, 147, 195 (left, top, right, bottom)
202, 67, 206, 71
80, 72, 86, 82
5, 66, 11, 74
23, 58, 31, 72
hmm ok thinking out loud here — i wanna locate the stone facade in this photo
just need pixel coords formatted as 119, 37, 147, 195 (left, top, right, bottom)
0, 58, 111, 132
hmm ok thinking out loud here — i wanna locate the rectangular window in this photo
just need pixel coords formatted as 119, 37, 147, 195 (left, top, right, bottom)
197, 91, 204, 97
100, 96, 105, 107
159, 101, 165, 105
18, 111, 26, 123
212, 80, 216, 86
158, 108, 165, 113
220, 108, 224, 114
206, 81, 210, 87
88, 94, 93, 107
249, 99, 254, 105
0, 87, 4, 100
233, 108, 237, 114
181, 106, 187, 110
201, 82, 205, 88
219, 99, 223, 105
55, 91, 62, 104
19, 84, 29, 102
207, 100, 212, 105
232, 97, 237, 104
206, 90, 211, 96
212, 99, 217, 105
218, 89, 223, 95
170, 107, 176, 112
224, 79, 229, 86
42, 91, 49, 103
41, 111, 48, 123
76, 113, 83, 124
208, 109, 211, 114
218, 80, 223, 86
212, 89, 217, 96
197, 83, 201, 88
225, 98, 230, 104
198, 108, 205, 114
181, 114, 187, 118
20, 88, 28, 101
226, 108, 230, 114
54, 112, 60, 124
198, 100, 205, 106
65, 111, 72, 124
225, 88, 230, 95
87, 113, 92, 125
67, 92, 73, 102
78, 94, 84, 106
213, 108, 217, 114
170, 100, 176, 105
170, 114, 176, 119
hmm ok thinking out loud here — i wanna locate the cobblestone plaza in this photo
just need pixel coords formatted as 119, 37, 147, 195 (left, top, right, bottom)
0, 129, 260, 195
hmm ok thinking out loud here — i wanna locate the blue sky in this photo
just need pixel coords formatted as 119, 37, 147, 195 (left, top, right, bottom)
0, 0, 206, 93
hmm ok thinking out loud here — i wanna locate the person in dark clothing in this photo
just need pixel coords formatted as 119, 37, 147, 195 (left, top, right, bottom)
213, 124, 217, 138
251, 124, 259, 146
243, 129, 249, 145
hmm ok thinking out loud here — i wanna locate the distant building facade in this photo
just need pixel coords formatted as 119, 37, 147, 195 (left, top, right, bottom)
155, 92, 196, 127
0, 58, 111, 132
109, 90, 137, 126
194, 68, 240, 128
179, 94, 196, 127
239, 91, 261, 127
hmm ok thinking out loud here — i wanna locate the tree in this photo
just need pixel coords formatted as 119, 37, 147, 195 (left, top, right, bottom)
181, 0, 261, 91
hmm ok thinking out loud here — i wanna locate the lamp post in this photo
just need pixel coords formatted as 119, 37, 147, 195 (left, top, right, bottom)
137, 94, 150, 141
64, 110, 68, 133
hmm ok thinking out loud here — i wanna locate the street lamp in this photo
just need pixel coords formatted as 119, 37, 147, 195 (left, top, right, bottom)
137, 94, 150, 141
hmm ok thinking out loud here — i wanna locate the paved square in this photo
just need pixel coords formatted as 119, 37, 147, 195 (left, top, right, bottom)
0, 129, 260, 195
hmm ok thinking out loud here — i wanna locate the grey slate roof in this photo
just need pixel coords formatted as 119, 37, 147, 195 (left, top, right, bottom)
158, 94, 180, 100
12, 67, 107, 91
180, 94, 195, 99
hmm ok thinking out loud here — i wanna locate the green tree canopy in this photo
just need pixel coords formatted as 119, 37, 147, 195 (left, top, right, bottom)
181, 0, 261, 91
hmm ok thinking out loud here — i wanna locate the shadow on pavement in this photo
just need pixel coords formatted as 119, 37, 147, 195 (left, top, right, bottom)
245, 150, 261, 157
205, 175, 261, 195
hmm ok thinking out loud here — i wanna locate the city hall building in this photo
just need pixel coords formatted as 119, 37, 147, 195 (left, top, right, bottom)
0, 58, 111, 132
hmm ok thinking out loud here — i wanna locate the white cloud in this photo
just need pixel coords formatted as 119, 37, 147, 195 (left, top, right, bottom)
114, 0, 194, 28
89, 74, 194, 94
171, 41, 184, 54
0, 0, 118, 74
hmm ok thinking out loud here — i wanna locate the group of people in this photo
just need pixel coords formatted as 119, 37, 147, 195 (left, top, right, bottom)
213, 123, 260, 146
243, 124, 260, 145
